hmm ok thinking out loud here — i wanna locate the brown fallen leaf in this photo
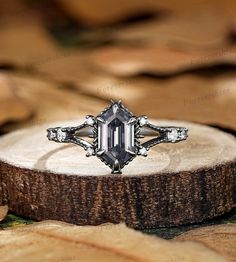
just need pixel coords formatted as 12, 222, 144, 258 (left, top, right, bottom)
76, 73, 236, 131
115, 13, 231, 50
1, 72, 106, 132
0, 73, 32, 126
175, 224, 236, 262
56, 0, 236, 27
0, 205, 8, 222
0, 13, 60, 68
33, 49, 93, 84
0, 221, 228, 262
56, 0, 164, 26
91, 45, 236, 76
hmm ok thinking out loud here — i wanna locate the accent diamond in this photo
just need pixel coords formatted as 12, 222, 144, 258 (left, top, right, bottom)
86, 147, 94, 156
85, 116, 95, 126
139, 116, 148, 126
179, 129, 187, 139
139, 147, 147, 156
167, 129, 178, 142
57, 129, 67, 142
48, 130, 56, 139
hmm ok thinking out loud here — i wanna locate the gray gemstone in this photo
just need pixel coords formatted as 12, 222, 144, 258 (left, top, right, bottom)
97, 103, 136, 168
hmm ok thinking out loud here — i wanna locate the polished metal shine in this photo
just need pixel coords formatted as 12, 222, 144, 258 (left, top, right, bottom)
47, 101, 188, 173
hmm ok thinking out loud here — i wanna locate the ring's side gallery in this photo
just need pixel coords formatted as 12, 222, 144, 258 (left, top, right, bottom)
47, 101, 188, 173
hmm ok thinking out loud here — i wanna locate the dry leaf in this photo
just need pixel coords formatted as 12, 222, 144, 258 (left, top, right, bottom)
56, 0, 236, 26
76, 73, 236, 131
56, 0, 164, 26
0, 73, 32, 126
0, 14, 60, 67
1, 72, 106, 132
115, 13, 230, 50
175, 224, 236, 262
0, 205, 8, 222
91, 45, 236, 76
33, 50, 93, 84
0, 221, 228, 262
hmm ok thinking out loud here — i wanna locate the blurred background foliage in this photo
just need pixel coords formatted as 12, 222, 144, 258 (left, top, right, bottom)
0, 0, 236, 238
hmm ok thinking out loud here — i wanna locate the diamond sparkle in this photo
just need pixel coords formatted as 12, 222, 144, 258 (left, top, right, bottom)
167, 129, 179, 142
57, 129, 67, 142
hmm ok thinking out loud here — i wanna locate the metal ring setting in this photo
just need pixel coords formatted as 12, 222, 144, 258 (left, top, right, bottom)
47, 101, 188, 174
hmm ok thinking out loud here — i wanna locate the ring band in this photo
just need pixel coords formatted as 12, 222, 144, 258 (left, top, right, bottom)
47, 101, 188, 174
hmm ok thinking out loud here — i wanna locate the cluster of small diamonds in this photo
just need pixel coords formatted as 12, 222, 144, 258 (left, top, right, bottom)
47, 128, 67, 142
167, 129, 187, 142
84, 116, 95, 156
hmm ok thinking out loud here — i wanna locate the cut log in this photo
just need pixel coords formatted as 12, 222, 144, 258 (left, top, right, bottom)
0, 120, 236, 229
0, 221, 228, 262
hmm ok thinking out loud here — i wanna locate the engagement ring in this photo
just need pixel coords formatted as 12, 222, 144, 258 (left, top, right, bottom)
47, 101, 188, 174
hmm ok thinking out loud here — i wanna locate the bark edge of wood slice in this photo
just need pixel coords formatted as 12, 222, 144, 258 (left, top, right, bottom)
0, 119, 235, 229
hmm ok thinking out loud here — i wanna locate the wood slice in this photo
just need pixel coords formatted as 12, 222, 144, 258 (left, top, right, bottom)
0, 120, 236, 229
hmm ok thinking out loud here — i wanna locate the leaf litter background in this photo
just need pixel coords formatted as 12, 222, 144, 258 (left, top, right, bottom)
0, 0, 236, 261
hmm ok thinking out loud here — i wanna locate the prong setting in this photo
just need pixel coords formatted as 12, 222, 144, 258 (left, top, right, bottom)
112, 160, 121, 174
47, 101, 188, 174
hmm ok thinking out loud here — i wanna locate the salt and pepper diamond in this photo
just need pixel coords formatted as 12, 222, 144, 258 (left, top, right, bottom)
96, 102, 137, 173
47, 101, 188, 174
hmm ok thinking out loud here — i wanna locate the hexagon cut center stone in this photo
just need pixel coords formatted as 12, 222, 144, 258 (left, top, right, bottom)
97, 103, 136, 168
